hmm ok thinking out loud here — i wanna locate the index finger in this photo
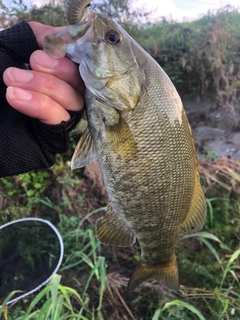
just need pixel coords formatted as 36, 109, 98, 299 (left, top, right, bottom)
30, 50, 84, 94
28, 21, 65, 48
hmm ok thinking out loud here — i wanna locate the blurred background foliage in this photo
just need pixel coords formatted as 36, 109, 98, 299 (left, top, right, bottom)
1, 0, 240, 105
0, 0, 240, 319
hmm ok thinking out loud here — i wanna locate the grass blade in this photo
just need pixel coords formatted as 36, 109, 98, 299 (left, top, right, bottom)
162, 300, 206, 320
221, 249, 240, 288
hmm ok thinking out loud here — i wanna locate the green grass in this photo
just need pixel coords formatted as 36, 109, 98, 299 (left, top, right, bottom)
1, 188, 239, 319
0, 141, 240, 319
0, 274, 87, 319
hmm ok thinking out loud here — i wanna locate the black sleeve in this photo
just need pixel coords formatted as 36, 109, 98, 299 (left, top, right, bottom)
0, 20, 83, 177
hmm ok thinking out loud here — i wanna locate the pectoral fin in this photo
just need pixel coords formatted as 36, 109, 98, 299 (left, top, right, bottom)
71, 127, 97, 169
128, 255, 179, 291
180, 179, 207, 234
105, 116, 138, 159
96, 204, 136, 247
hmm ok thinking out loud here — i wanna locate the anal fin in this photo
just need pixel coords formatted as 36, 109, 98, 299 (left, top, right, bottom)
96, 204, 136, 247
128, 255, 179, 291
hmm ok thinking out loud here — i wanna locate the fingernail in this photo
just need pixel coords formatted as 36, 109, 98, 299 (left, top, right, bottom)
7, 87, 32, 101
6, 68, 33, 83
34, 50, 59, 68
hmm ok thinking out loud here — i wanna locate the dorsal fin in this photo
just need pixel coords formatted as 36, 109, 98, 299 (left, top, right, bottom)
180, 178, 207, 235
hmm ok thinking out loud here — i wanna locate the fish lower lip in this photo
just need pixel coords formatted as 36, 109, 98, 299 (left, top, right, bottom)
85, 61, 110, 80
82, 60, 128, 79
80, 60, 109, 90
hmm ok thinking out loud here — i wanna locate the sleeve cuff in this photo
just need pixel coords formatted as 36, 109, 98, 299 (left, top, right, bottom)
0, 20, 39, 63
32, 109, 84, 155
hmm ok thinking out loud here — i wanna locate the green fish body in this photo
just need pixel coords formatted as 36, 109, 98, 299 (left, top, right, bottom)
43, 4, 206, 290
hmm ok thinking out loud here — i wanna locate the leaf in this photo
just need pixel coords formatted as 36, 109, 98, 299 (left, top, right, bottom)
229, 270, 239, 285
0, 290, 22, 312
162, 300, 206, 320
180, 231, 222, 243
27, 189, 35, 197
51, 274, 62, 314
228, 249, 240, 264
152, 308, 162, 320
34, 183, 42, 189
23, 286, 50, 318
200, 238, 220, 261
221, 249, 240, 288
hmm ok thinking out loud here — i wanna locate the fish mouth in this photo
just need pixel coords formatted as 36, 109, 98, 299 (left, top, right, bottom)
81, 58, 136, 82
80, 59, 132, 89
81, 60, 133, 110
80, 60, 110, 90
84, 58, 129, 79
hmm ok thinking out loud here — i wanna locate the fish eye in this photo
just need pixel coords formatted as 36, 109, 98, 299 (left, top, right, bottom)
105, 30, 121, 44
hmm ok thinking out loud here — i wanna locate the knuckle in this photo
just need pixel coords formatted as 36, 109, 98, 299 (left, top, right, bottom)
44, 76, 60, 91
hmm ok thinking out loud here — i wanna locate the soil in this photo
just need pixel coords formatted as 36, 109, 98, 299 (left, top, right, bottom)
183, 95, 240, 160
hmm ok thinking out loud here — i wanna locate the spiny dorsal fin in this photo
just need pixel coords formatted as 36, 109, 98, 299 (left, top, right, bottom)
180, 179, 207, 235
96, 204, 136, 247
71, 126, 97, 169
128, 255, 179, 291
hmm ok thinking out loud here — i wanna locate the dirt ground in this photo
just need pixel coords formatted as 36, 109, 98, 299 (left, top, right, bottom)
184, 95, 240, 160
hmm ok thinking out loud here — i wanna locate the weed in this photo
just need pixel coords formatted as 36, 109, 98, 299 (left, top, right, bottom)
0, 274, 87, 319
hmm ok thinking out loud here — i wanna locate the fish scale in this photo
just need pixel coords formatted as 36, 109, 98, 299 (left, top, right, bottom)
43, 0, 207, 290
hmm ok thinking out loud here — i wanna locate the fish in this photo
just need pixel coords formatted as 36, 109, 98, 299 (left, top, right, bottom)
43, 0, 207, 291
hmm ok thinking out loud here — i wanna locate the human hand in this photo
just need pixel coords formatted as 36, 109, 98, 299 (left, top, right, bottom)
3, 22, 84, 125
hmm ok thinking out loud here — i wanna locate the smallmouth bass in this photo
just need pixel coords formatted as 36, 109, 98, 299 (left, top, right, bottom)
43, 0, 207, 290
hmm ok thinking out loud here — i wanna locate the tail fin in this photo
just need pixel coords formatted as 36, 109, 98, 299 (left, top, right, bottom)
128, 255, 179, 291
